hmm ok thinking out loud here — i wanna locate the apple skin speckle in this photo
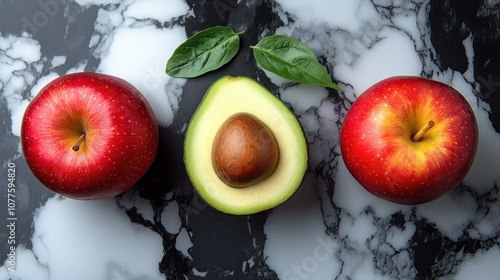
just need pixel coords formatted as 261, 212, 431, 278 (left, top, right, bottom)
20, 72, 159, 200
339, 76, 478, 205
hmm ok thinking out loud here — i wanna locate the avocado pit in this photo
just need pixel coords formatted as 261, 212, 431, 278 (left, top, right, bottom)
212, 113, 279, 188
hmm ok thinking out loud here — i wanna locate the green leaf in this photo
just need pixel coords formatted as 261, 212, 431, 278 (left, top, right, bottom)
251, 35, 342, 91
166, 26, 244, 78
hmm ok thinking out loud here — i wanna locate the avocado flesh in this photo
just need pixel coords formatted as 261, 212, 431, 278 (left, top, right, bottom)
184, 76, 308, 215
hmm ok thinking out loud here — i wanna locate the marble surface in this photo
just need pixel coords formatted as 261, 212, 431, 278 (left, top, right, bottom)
1, 0, 499, 279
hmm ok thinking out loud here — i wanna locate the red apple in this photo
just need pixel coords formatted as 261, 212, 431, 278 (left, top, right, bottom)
340, 76, 478, 205
21, 72, 159, 200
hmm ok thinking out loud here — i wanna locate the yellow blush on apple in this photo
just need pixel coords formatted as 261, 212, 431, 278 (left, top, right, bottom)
340, 76, 478, 205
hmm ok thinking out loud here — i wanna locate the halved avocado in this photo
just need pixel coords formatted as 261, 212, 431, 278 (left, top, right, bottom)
184, 76, 308, 215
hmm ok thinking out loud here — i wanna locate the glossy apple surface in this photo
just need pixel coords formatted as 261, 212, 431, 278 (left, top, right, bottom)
340, 76, 478, 205
21, 72, 159, 200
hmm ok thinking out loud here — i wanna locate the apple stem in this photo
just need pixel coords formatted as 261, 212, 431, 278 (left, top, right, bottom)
412, 121, 435, 142
72, 133, 86, 151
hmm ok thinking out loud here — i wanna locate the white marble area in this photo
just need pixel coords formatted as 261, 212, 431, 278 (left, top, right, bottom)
0, 0, 499, 280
